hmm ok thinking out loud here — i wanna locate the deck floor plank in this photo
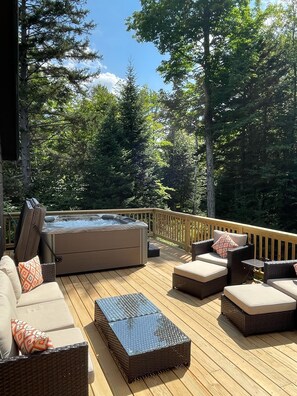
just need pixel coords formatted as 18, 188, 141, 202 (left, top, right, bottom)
57, 239, 297, 396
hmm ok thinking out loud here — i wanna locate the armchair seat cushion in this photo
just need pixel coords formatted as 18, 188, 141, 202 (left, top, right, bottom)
267, 278, 297, 300
197, 252, 228, 267
47, 328, 94, 384
16, 299, 74, 332
17, 281, 64, 307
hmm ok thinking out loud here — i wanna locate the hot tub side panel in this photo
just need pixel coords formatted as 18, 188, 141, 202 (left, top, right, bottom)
40, 226, 147, 275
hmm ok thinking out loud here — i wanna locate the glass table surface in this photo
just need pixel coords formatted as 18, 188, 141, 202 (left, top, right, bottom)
109, 312, 190, 356
95, 292, 160, 322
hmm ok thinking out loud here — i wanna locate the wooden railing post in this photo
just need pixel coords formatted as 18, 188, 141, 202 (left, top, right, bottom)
185, 217, 191, 252
152, 209, 157, 238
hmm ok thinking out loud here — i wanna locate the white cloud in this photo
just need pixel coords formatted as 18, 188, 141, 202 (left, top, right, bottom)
90, 72, 125, 94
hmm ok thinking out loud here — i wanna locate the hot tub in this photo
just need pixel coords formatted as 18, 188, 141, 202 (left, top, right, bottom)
40, 214, 148, 275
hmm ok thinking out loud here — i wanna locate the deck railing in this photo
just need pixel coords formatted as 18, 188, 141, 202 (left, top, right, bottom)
4, 208, 297, 261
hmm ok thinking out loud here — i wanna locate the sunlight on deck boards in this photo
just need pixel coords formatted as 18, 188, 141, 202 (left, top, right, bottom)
57, 240, 297, 396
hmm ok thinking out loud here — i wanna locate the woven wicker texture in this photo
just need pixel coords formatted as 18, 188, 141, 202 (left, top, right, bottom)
0, 342, 88, 396
95, 292, 160, 322
40, 262, 56, 282
221, 294, 296, 336
110, 313, 190, 355
264, 260, 297, 283
94, 293, 191, 382
173, 272, 227, 299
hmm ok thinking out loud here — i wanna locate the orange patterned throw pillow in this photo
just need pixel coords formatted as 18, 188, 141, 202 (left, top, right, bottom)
18, 256, 43, 293
212, 233, 238, 258
11, 319, 53, 354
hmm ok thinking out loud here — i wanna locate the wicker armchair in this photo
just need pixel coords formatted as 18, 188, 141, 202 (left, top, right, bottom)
192, 238, 254, 285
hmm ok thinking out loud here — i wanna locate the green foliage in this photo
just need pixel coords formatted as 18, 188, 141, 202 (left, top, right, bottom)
16, 0, 100, 193
83, 103, 129, 209
162, 130, 198, 213
82, 65, 170, 209
4, 0, 297, 235
117, 64, 170, 208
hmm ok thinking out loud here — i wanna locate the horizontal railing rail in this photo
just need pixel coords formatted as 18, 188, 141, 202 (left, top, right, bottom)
4, 208, 297, 261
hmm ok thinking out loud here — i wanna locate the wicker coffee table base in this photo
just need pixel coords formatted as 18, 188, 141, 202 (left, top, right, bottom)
107, 318, 190, 383
221, 294, 296, 336
94, 294, 191, 382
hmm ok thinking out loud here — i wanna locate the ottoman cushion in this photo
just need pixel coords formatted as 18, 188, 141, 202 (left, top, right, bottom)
174, 261, 228, 283
224, 284, 296, 315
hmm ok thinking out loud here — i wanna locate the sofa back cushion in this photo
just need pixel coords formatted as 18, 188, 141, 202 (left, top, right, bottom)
0, 255, 22, 300
0, 270, 17, 309
214, 230, 247, 247
0, 294, 18, 358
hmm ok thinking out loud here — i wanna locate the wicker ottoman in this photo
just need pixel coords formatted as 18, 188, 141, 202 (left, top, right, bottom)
221, 284, 297, 336
172, 260, 228, 299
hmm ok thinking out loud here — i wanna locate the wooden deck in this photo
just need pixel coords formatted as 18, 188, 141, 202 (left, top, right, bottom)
57, 240, 297, 396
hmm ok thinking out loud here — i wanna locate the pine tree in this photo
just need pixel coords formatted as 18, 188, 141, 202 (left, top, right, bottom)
84, 104, 129, 209
18, 0, 100, 194
118, 65, 169, 208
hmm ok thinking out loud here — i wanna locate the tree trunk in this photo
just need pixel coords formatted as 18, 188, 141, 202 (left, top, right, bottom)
19, 107, 31, 194
202, 14, 216, 218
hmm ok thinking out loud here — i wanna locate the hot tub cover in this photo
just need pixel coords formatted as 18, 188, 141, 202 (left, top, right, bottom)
14, 198, 46, 263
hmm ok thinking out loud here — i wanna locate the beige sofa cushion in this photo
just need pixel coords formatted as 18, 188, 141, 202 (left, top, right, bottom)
17, 282, 64, 307
197, 252, 228, 267
0, 271, 17, 311
47, 328, 95, 384
175, 261, 227, 282
0, 294, 18, 358
16, 299, 75, 332
214, 230, 247, 246
0, 255, 22, 300
267, 278, 297, 301
224, 284, 296, 315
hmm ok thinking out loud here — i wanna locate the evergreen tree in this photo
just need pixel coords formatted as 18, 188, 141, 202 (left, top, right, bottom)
118, 65, 169, 208
163, 130, 201, 214
18, 0, 100, 195
83, 103, 129, 209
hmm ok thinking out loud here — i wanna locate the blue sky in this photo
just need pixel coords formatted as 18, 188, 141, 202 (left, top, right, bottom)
86, 0, 170, 93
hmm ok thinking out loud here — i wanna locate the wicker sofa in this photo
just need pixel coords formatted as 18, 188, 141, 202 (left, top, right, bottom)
264, 260, 297, 302
0, 256, 94, 396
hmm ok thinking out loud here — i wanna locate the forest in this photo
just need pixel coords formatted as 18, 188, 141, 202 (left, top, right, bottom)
4, 0, 297, 233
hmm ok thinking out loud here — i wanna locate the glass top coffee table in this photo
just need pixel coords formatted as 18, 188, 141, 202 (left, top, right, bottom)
94, 293, 191, 382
